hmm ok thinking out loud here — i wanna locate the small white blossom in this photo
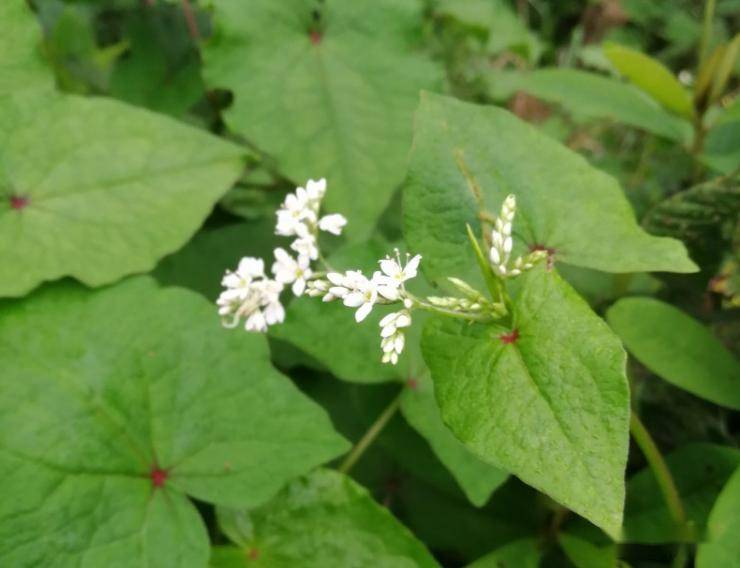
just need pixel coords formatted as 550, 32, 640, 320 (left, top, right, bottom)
276, 187, 315, 237
381, 330, 406, 366
379, 310, 412, 338
218, 258, 285, 332
375, 250, 422, 300
272, 248, 312, 296
340, 272, 378, 322
318, 213, 347, 235
290, 235, 319, 260
305, 178, 326, 206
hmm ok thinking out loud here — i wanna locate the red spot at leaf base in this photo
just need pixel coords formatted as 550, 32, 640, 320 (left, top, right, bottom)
150, 467, 168, 488
406, 377, 418, 390
530, 243, 557, 270
499, 329, 519, 345
247, 548, 260, 561
10, 195, 29, 210
310, 30, 322, 44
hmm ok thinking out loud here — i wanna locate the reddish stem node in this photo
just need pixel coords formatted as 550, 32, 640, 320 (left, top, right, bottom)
150, 467, 169, 488
10, 195, 29, 210
310, 30, 322, 45
499, 329, 520, 345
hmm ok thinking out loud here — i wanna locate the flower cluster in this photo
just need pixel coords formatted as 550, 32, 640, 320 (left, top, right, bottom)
219, 183, 544, 366
307, 250, 421, 365
489, 195, 546, 277
217, 178, 346, 332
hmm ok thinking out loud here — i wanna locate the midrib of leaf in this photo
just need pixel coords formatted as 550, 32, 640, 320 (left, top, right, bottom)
30, 155, 240, 202
510, 343, 599, 490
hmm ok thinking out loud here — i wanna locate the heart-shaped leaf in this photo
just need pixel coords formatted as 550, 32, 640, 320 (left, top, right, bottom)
0, 94, 246, 297
421, 267, 630, 536
202, 0, 442, 241
402, 92, 697, 285
212, 469, 439, 567
0, 277, 348, 566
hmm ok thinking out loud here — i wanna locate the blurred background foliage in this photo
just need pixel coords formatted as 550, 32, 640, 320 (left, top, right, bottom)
24, 0, 739, 565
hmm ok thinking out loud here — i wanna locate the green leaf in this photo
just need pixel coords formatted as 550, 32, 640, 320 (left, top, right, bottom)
466, 538, 542, 568
484, 68, 691, 141
109, 6, 205, 117
623, 444, 740, 543
211, 469, 439, 567
202, 0, 442, 241
603, 42, 693, 119
703, 100, 740, 175
0, 94, 246, 297
400, 374, 509, 507
0, 277, 348, 566
558, 533, 618, 568
269, 239, 402, 383
641, 177, 740, 269
697, 467, 740, 568
402, 92, 697, 286
421, 267, 630, 537
0, 2, 54, 98
607, 298, 740, 410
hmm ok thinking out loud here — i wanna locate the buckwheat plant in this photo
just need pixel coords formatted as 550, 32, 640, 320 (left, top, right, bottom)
218, 179, 547, 365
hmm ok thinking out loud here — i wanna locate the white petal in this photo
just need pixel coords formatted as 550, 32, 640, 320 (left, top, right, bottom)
355, 302, 373, 322
379, 312, 398, 327
327, 272, 345, 285
318, 213, 347, 235
292, 278, 306, 296
343, 292, 365, 308
377, 285, 400, 301
503, 237, 513, 254
394, 333, 405, 353
264, 301, 285, 324
379, 258, 401, 278
273, 247, 293, 265
380, 324, 396, 338
395, 313, 412, 328
403, 255, 421, 279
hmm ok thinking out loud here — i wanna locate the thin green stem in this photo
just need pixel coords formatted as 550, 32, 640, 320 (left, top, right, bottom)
338, 391, 403, 474
630, 413, 692, 546
699, 0, 716, 68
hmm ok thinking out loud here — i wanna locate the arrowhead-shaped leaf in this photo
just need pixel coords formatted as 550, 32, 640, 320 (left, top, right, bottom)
0, 278, 348, 566
202, 0, 442, 241
212, 469, 439, 567
0, 94, 246, 297
403, 92, 697, 285
421, 267, 630, 536
1, 2, 53, 97
608, 298, 740, 410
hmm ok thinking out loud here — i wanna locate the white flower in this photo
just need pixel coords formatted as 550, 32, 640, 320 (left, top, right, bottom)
318, 213, 347, 235
290, 235, 319, 260
341, 272, 378, 322
217, 261, 285, 332
374, 250, 421, 300
272, 248, 312, 296
221, 257, 265, 298
276, 187, 315, 237
305, 178, 326, 205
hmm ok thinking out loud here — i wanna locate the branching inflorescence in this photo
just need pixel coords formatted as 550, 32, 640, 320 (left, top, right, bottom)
218, 179, 547, 364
